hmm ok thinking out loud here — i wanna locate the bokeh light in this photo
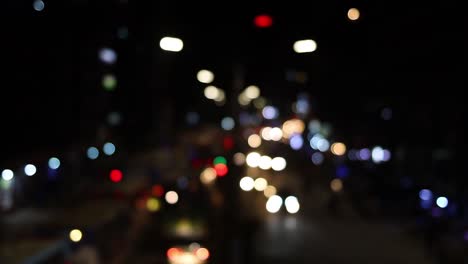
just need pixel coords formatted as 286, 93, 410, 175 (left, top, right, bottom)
260, 127, 272, 141
262, 106, 279, 120
69, 229, 82, 242
110, 169, 123, 183
204, 86, 219, 100
372, 146, 385, 163
165, 191, 179, 204
419, 189, 433, 201
282, 119, 305, 138
308, 120, 321, 133
264, 185, 277, 198
271, 157, 287, 171
1, 169, 14, 181
159, 37, 183, 52
221, 117, 235, 131
233, 152, 245, 166
266, 195, 283, 213
196, 248, 210, 261
254, 14, 273, 28
311, 152, 324, 165
238, 93, 251, 106
268, 127, 283, 141
197, 69, 214, 84
87, 147, 99, 160
331, 142, 346, 156
259, 156, 272, 170
289, 134, 303, 150
152, 184, 165, 197
213, 156, 227, 165
214, 163, 228, 176
99, 47, 117, 64
248, 134, 262, 148
330, 179, 343, 192
436, 197, 448, 208
240, 176, 255, 191
253, 97, 267, 109
244, 85, 260, 99
146, 197, 161, 212
200, 167, 217, 184
167, 247, 180, 260
102, 74, 117, 91
358, 148, 371, 160
48, 157, 60, 170
293, 39, 317, 53
33, 0, 45, 12
254, 177, 268, 191
285, 196, 300, 214
214, 89, 226, 103
347, 8, 360, 21
317, 138, 330, 152
103, 142, 116, 156
246, 152, 261, 168
24, 164, 37, 176
383, 149, 391, 161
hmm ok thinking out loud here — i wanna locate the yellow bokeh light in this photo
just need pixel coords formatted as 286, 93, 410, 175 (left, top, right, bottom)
254, 177, 268, 191
200, 167, 217, 184
244, 85, 260, 99
238, 93, 251, 106
330, 179, 343, 192
347, 8, 360, 21
214, 89, 225, 102
247, 134, 262, 148
331, 142, 346, 156
69, 229, 83, 242
264, 185, 277, 198
197, 69, 214, 84
146, 197, 161, 212
204, 86, 219, 100
282, 119, 305, 138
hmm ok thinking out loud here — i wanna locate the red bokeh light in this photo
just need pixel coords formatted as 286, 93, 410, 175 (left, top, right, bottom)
110, 169, 123, 182
254, 14, 273, 28
167, 247, 181, 260
223, 136, 234, 150
214, 163, 228, 177
152, 184, 165, 197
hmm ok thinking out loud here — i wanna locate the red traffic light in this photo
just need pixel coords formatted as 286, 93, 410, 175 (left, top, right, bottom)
254, 14, 273, 28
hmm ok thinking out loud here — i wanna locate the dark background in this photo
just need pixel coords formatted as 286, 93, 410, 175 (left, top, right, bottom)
1, 1, 466, 184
